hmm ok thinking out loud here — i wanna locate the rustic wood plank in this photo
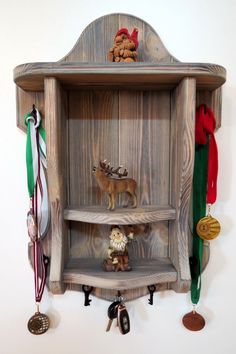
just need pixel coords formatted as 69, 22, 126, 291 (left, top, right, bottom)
60, 13, 177, 63
64, 205, 176, 224
118, 90, 171, 206
68, 89, 119, 207
14, 62, 226, 92
16, 87, 44, 131
66, 283, 168, 302
63, 258, 177, 290
45, 77, 68, 294
169, 77, 196, 292
69, 221, 169, 261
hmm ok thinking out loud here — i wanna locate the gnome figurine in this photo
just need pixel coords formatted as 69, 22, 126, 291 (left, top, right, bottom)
108, 28, 139, 62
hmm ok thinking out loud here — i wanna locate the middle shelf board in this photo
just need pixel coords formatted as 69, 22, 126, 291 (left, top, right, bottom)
63, 258, 177, 290
64, 205, 176, 225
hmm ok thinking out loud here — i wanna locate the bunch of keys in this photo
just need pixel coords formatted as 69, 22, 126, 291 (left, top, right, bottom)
106, 297, 130, 335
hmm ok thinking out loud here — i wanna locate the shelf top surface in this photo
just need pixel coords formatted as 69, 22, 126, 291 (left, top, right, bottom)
63, 258, 177, 290
64, 205, 176, 225
14, 61, 226, 91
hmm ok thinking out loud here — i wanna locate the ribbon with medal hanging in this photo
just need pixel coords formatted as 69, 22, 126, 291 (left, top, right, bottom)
25, 106, 50, 335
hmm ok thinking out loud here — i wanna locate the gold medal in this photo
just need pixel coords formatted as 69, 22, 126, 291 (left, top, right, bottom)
196, 214, 221, 240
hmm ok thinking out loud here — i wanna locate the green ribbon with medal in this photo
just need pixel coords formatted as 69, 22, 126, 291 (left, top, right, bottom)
183, 104, 221, 331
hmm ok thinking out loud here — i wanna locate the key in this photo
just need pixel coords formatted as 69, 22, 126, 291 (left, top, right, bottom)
148, 284, 156, 305
82, 285, 93, 306
117, 303, 130, 335
106, 301, 120, 332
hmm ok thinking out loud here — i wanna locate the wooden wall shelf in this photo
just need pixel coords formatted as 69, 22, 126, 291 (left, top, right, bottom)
63, 258, 177, 290
64, 205, 176, 224
14, 62, 226, 91
15, 13, 226, 302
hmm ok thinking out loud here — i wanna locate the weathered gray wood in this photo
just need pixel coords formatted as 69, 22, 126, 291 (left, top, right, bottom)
169, 77, 196, 293
14, 62, 226, 93
63, 258, 177, 290
64, 205, 176, 224
16, 87, 44, 131
118, 90, 170, 206
69, 221, 169, 265
15, 14, 225, 302
67, 282, 168, 302
60, 13, 177, 63
44, 77, 68, 294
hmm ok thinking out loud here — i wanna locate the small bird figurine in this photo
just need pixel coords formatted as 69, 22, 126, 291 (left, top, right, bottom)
108, 27, 139, 62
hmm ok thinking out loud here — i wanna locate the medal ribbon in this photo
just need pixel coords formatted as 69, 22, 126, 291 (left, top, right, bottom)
190, 104, 218, 304
195, 104, 218, 204
25, 108, 49, 238
25, 107, 50, 304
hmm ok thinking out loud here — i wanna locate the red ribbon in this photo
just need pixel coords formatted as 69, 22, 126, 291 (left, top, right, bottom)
195, 104, 218, 204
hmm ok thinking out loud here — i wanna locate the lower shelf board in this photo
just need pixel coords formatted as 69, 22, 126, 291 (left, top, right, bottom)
63, 258, 177, 290
64, 205, 176, 225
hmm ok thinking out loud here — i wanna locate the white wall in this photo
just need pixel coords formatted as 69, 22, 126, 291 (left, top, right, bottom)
0, 1, 235, 353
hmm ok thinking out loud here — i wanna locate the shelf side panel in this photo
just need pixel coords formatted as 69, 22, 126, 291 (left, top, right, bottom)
16, 87, 44, 132
45, 77, 68, 294
169, 77, 196, 292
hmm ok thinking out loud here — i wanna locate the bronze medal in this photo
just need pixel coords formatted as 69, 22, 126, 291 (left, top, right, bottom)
196, 215, 221, 240
182, 311, 205, 331
28, 311, 50, 335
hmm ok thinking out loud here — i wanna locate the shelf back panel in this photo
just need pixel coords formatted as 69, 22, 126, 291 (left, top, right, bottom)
67, 88, 171, 260
68, 89, 170, 207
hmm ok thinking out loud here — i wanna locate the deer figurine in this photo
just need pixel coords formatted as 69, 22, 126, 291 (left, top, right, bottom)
93, 160, 137, 211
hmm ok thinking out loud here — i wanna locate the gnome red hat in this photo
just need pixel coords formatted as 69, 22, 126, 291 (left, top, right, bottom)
115, 28, 130, 38
115, 27, 139, 49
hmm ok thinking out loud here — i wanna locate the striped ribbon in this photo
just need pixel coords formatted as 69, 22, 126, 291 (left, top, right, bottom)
25, 108, 49, 238
25, 107, 50, 304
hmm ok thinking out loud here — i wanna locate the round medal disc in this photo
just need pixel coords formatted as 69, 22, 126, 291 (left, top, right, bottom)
28, 312, 50, 335
196, 215, 221, 240
182, 311, 205, 331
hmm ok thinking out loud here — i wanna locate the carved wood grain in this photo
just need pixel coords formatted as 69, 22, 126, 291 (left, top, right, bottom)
14, 62, 226, 93
45, 77, 68, 294
60, 13, 177, 63
64, 205, 176, 224
63, 258, 177, 290
169, 77, 196, 293
16, 87, 44, 131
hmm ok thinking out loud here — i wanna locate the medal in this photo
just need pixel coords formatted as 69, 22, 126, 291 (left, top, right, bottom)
182, 309, 205, 331
28, 304, 50, 335
196, 205, 221, 240
182, 305, 205, 331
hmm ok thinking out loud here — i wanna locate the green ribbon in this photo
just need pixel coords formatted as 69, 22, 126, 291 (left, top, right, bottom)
25, 109, 49, 238
190, 139, 209, 304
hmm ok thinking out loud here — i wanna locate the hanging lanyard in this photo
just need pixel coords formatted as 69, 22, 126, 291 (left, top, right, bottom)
25, 107, 50, 304
190, 104, 218, 305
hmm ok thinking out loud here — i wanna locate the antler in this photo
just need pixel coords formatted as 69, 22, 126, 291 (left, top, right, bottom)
99, 160, 128, 178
